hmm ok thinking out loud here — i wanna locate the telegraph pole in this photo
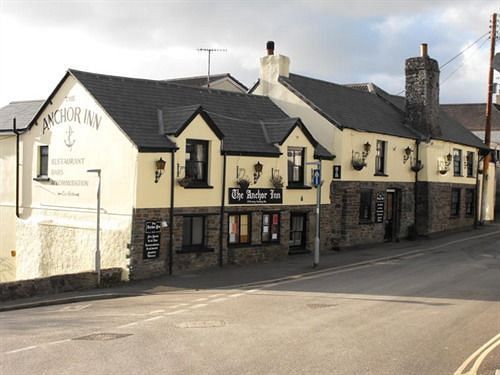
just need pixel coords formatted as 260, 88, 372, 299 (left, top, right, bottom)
197, 48, 227, 88
480, 13, 497, 223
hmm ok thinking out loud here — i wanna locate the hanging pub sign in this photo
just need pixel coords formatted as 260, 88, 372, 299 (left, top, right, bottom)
375, 192, 385, 223
229, 188, 283, 204
143, 220, 161, 259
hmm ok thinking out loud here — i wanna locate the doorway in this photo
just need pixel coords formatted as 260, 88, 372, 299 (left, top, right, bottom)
385, 189, 401, 242
289, 213, 307, 253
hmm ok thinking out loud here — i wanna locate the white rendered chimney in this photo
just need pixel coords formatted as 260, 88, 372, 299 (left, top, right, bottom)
259, 41, 290, 95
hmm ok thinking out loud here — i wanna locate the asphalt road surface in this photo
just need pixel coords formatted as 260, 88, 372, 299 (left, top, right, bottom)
1, 231, 499, 375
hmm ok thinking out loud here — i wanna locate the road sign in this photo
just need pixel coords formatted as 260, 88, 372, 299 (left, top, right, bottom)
312, 169, 321, 186
494, 53, 500, 72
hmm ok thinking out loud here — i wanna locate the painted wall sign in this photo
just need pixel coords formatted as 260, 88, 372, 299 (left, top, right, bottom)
143, 220, 161, 259
228, 188, 283, 204
41, 106, 102, 134
333, 165, 341, 179
375, 192, 385, 223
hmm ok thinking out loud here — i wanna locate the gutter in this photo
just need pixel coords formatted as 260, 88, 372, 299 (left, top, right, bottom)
219, 153, 227, 267
413, 139, 420, 237
13, 118, 21, 218
168, 150, 176, 275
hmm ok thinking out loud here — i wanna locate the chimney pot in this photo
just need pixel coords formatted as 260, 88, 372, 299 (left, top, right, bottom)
420, 43, 428, 57
266, 41, 275, 55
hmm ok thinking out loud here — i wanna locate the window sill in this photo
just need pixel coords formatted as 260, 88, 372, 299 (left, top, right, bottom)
177, 247, 214, 254
374, 173, 388, 177
183, 183, 214, 189
33, 176, 51, 182
228, 242, 252, 248
286, 185, 312, 190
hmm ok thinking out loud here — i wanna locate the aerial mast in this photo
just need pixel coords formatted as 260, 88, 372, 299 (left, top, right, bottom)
197, 48, 227, 88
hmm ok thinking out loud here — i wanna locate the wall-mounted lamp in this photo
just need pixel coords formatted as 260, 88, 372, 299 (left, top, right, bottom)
403, 146, 413, 163
253, 161, 263, 183
155, 157, 166, 183
362, 142, 371, 158
445, 153, 452, 167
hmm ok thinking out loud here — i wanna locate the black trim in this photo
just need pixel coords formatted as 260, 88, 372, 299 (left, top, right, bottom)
222, 150, 281, 157
138, 147, 177, 152
286, 185, 312, 190
374, 173, 389, 177
183, 184, 214, 189
177, 247, 214, 254
172, 106, 224, 139
33, 177, 51, 182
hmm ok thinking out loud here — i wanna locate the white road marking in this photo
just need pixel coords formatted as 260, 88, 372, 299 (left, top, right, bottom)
4, 346, 37, 355
454, 332, 500, 375
246, 289, 259, 293
117, 322, 139, 329
144, 316, 164, 322
209, 294, 223, 298
193, 298, 208, 302
57, 304, 92, 312
148, 309, 165, 314
166, 309, 187, 315
229, 293, 244, 298
189, 304, 207, 309
46, 339, 70, 346
210, 298, 228, 303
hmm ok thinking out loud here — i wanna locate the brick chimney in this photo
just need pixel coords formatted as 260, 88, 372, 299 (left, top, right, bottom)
259, 41, 290, 95
405, 43, 441, 137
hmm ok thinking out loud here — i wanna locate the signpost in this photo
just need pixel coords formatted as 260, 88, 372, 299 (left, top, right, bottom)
306, 161, 322, 268
87, 169, 101, 286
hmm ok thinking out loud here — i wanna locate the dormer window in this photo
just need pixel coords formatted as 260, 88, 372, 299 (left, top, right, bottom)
185, 139, 209, 184
287, 147, 305, 186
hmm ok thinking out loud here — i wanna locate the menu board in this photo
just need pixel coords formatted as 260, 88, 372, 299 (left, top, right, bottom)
375, 192, 385, 223
143, 220, 161, 259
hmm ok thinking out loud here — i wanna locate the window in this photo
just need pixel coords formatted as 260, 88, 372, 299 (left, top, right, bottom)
465, 189, 475, 216
375, 140, 386, 175
182, 216, 205, 248
185, 139, 208, 184
262, 213, 280, 243
359, 189, 373, 222
453, 149, 462, 176
287, 147, 305, 185
466, 151, 474, 177
451, 188, 461, 217
228, 213, 250, 245
38, 145, 49, 177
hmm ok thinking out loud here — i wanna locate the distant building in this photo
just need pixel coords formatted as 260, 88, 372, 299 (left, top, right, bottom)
165, 73, 248, 93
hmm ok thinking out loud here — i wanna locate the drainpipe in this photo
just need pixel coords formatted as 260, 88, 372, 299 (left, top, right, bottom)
474, 154, 484, 229
413, 139, 420, 237
13, 118, 21, 219
168, 151, 175, 275
219, 154, 227, 267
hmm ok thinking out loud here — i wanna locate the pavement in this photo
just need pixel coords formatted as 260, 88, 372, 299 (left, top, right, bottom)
1, 222, 499, 313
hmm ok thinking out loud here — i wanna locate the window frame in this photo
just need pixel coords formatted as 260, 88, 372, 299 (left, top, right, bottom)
287, 147, 305, 186
375, 140, 387, 175
185, 139, 209, 185
38, 145, 49, 178
359, 189, 373, 223
262, 212, 280, 243
450, 188, 461, 217
228, 213, 251, 246
181, 215, 206, 250
466, 151, 474, 177
453, 149, 462, 177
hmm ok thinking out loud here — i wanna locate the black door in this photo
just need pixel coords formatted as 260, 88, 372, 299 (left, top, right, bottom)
384, 189, 401, 242
289, 213, 307, 253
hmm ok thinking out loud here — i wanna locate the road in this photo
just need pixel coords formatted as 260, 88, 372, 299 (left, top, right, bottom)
1, 230, 499, 375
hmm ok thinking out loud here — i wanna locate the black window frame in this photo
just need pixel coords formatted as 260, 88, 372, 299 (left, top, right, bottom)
38, 145, 49, 178
262, 212, 280, 243
181, 215, 206, 249
466, 151, 474, 177
453, 149, 462, 177
185, 139, 209, 185
451, 188, 461, 217
375, 140, 387, 175
287, 147, 305, 186
359, 189, 373, 223
465, 189, 475, 217
228, 213, 251, 246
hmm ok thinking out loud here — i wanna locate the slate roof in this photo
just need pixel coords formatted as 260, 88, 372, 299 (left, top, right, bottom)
0, 100, 44, 132
277, 73, 485, 149
441, 103, 500, 131
30, 69, 332, 158
279, 74, 418, 139
165, 73, 248, 91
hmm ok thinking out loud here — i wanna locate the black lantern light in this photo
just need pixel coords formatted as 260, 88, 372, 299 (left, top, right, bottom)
155, 157, 166, 183
253, 161, 263, 183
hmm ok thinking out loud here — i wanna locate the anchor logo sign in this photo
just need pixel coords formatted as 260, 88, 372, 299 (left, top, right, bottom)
64, 126, 76, 150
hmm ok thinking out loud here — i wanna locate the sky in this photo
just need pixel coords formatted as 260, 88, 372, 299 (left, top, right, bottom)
0, 0, 499, 108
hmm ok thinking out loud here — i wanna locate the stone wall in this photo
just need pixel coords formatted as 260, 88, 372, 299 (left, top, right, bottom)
417, 182, 476, 235
0, 268, 122, 302
330, 180, 415, 248
129, 204, 332, 279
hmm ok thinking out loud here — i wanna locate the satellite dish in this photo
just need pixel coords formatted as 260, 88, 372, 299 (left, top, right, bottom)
494, 53, 500, 72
